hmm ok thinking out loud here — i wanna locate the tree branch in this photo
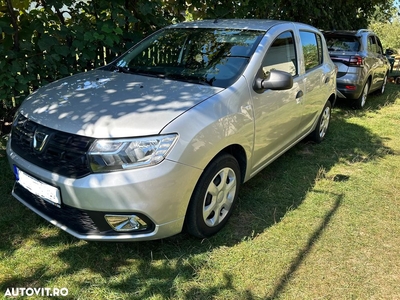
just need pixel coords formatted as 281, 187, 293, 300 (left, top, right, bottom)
6, 0, 19, 51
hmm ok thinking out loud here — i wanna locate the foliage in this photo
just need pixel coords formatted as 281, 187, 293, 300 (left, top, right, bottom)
0, 0, 395, 121
368, 2, 400, 52
369, 0, 399, 23
369, 17, 400, 52
370, 19, 400, 52
186, 0, 394, 30
0, 0, 180, 120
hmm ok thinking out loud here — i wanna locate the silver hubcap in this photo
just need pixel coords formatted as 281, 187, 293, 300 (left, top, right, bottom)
202, 167, 237, 227
319, 106, 330, 138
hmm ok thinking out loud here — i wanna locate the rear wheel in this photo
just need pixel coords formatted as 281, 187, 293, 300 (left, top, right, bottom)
310, 100, 331, 143
185, 154, 241, 238
379, 74, 388, 95
354, 81, 369, 109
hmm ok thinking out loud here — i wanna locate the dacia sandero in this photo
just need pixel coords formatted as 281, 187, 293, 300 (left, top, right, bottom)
7, 19, 336, 241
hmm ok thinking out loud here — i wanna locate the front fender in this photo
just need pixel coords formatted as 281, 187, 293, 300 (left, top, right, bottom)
162, 77, 254, 174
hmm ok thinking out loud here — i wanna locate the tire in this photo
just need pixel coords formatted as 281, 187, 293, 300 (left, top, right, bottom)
310, 100, 331, 143
379, 74, 388, 95
185, 154, 241, 238
354, 81, 369, 109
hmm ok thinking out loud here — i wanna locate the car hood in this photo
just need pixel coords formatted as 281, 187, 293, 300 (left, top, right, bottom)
19, 69, 223, 138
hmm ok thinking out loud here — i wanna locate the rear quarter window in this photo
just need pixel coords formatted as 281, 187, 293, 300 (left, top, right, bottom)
368, 35, 383, 54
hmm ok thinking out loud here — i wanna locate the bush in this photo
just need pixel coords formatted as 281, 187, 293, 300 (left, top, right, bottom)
0, 0, 178, 125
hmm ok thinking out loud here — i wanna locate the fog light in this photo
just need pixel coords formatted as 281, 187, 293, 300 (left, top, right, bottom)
105, 215, 148, 232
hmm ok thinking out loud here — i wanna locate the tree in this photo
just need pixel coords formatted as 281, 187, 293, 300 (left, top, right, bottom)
369, 1, 400, 52
185, 0, 394, 30
369, 19, 400, 52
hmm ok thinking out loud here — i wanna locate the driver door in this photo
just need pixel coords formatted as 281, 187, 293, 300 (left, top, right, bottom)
250, 29, 305, 173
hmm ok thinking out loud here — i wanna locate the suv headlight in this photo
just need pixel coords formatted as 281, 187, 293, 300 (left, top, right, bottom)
88, 134, 178, 172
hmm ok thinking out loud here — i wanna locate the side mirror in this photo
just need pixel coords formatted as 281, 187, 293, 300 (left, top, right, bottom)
385, 49, 394, 56
254, 69, 293, 91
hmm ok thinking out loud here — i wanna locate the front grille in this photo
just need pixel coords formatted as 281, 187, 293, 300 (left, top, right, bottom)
10, 114, 94, 178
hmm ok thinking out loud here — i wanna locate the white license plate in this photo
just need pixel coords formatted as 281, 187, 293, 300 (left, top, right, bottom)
15, 167, 61, 207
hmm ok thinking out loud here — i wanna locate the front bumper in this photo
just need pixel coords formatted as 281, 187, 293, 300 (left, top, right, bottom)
7, 142, 202, 241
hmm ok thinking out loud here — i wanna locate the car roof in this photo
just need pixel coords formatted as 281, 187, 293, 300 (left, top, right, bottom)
323, 29, 374, 37
168, 19, 293, 31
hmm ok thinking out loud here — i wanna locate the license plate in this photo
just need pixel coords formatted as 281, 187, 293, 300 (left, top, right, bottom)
14, 166, 61, 207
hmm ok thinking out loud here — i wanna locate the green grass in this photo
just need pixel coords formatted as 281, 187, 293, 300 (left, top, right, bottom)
1, 80, 400, 299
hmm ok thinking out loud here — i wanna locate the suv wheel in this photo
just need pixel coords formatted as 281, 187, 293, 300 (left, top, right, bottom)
379, 74, 388, 95
185, 154, 241, 238
355, 81, 369, 109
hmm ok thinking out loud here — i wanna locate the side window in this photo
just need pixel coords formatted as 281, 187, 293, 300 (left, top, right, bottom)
375, 36, 384, 54
262, 31, 297, 77
371, 36, 383, 54
368, 36, 380, 53
368, 36, 375, 52
299, 31, 323, 71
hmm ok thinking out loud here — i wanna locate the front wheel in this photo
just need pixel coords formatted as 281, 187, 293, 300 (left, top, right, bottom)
185, 154, 241, 238
310, 100, 331, 143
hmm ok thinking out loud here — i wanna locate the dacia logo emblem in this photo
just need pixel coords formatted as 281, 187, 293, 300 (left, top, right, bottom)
33, 130, 49, 152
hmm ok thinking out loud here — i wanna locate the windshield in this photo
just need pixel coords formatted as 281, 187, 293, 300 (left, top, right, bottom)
108, 27, 264, 88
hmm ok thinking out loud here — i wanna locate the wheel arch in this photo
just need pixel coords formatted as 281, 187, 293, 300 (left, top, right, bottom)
329, 92, 337, 107
218, 144, 247, 184
366, 74, 373, 92
182, 146, 246, 237
199, 144, 247, 185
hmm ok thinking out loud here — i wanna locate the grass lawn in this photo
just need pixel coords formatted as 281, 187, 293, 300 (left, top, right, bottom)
1, 79, 400, 299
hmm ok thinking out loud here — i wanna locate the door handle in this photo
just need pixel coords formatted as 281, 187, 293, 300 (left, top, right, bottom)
296, 90, 303, 104
325, 76, 331, 83
296, 90, 304, 98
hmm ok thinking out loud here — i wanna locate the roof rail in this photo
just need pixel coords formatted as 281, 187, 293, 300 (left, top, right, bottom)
356, 29, 372, 35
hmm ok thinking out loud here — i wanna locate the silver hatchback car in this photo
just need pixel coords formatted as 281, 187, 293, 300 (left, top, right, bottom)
7, 19, 336, 241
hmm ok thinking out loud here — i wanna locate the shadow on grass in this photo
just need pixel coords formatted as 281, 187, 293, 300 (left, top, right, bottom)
265, 192, 344, 300
0, 86, 398, 298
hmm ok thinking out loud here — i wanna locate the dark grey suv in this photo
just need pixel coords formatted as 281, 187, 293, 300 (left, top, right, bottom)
324, 29, 390, 108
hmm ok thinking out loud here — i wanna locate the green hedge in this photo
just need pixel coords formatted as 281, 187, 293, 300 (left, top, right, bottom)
0, 0, 180, 120
0, 0, 393, 122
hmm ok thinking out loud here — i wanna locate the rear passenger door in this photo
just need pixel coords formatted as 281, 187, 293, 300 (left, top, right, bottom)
367, 35, 387, 90
297, 30, 332, 134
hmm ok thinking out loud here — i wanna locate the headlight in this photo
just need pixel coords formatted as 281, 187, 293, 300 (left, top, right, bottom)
88, 134, 178, 172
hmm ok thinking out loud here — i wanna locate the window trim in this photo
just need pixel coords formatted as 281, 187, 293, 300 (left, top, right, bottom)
261, 30, 298, 77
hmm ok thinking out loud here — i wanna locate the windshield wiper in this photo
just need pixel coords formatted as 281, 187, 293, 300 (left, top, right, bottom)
135, 70, 166, 79
111, 65, 213, 85
112, 65, 165, 78
112, 65, 135, 74
165, 74, 213, 86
